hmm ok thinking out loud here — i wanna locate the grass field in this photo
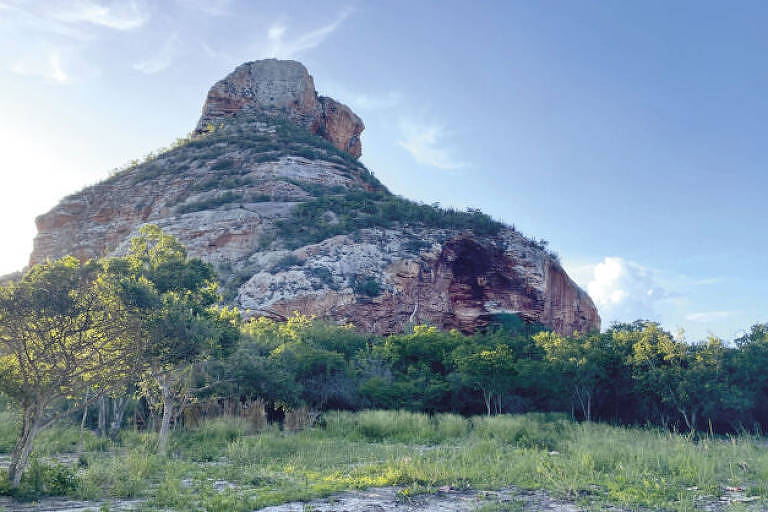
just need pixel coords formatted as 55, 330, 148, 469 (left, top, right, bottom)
0, 410, 766, 511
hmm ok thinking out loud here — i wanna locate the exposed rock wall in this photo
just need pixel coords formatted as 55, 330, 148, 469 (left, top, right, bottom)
29, 59, 599, 336
195, 59, 364, 158
241, 230, 599, 335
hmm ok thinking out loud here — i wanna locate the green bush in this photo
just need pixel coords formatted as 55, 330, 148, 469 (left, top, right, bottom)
352, 275, 382, 297
0, 409, 19, 452
470, 413, 571, 451
176, 191, 243, 214
1, 459, 78, 501
274, 190, 503, 249
323, 410, 468, 444
306, 266, 338, 290
211, 158, 236, 170
172, 416, 249, 461
270, 254, 303, 274
434, 413, 470, 440
77, 449, 166, 500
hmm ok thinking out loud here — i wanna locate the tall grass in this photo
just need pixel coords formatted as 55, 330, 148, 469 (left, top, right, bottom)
0, 410, 18, 452
0, 411, 767, 510
323, 410, 469, 444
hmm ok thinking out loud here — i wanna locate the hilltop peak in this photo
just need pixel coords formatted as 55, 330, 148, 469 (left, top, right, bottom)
29, 61, 599, 336
196, 59, 364, 158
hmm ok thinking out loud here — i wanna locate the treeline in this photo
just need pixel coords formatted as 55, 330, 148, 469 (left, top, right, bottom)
205, 314, 768, 436
2, 225, 768, 488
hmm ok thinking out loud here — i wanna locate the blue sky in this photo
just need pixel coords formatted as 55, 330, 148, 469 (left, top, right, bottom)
1, 0, 766, 341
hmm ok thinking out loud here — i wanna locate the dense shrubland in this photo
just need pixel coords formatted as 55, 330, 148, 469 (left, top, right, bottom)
2, 225, 768, 506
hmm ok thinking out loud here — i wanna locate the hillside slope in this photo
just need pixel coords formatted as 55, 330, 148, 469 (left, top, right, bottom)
30, 59, 599, 335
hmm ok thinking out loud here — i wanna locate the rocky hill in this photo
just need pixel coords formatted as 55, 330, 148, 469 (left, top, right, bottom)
30, 59, 599, 335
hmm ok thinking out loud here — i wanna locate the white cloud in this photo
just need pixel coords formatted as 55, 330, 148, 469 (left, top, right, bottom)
398, 120, 467, 170
685, 311, 737, 322
48, 52, 70, 83
579, 257, 674, 322
266, 10, 350, 58
267, 24, 287, 45
133, 33, 179, 74
50, 0, 148, 30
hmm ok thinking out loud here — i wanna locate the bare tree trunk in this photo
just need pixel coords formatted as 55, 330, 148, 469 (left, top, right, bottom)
109, 397, 129, 438
78, 388, 89, 452
8, 407, 43, 488
575, 387, 592, 422
482, 389, 492, 416
679, 408, 697, 432
157, 376, 174, 455
97, 395, 107, 437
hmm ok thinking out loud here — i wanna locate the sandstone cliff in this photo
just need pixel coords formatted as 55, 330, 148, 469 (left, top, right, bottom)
30, 60, 599, 336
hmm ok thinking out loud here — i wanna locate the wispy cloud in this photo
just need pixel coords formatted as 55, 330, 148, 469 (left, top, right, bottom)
47, 52, 70, 83
266, 10, 351, 58
398, 120, 467, 170
176, 0, 231, 16
49, 0, 148, 30
0, 0, 150, 83
201, 41, 234, 63
9, 50, 71, 84
133, 33, 179, 74
346, 91, 401, 111
685, 311, 738, 322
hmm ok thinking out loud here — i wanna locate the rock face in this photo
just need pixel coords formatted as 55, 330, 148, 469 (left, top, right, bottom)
196, 59, 364, 158
30, 59, 599, 336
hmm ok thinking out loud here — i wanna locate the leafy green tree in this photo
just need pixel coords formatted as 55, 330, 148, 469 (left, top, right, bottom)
0, 257, 140, 487
533, 331, 608, 421
624, 323, 734, 431
110, 225, 239, 453
370, 326, 463, 412
241, 314, 368, 410
454, 343, 517, 415
731, 324, 768, 426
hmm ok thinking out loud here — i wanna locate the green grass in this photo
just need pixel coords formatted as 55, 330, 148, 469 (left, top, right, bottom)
0, 411, 767, 510
176, 191, 243, 214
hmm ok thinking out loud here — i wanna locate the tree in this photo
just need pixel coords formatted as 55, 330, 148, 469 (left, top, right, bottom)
730, 324, 768, 427
533, 331, 608, 422
372, 326, 462, 412
624, 323, 732, 432
109, 225, 239, 454
0, 257, 139, 487
455, 343, 517, 415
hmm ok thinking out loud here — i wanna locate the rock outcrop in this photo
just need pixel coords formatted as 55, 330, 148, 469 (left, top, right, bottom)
196, 59, 364, 158
30, 59, 599, 336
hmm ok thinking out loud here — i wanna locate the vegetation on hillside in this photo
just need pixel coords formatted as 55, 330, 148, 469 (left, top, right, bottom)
105, 112, 381, 189
268, 190, 504, 249
98, 112, 513, 249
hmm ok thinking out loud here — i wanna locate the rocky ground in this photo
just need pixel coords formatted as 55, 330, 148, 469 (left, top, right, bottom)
0, 484, 763, 512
